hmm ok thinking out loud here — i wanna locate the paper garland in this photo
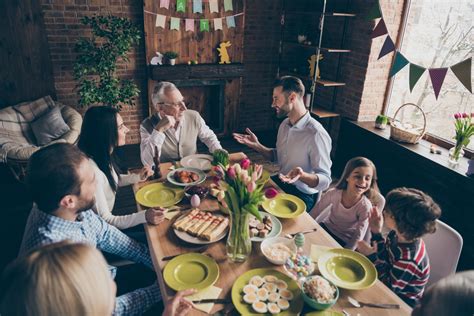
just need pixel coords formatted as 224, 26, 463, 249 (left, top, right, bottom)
209, 0, 219, 13
368, 1, 472, 99
146, 10, 242, 32
158, 0, 234, 15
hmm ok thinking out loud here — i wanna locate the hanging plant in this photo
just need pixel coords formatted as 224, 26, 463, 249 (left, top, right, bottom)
74, 15, 141, 109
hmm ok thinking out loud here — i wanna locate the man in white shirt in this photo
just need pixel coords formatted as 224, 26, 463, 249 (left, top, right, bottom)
233, 76, 332, 211
140, 81, 223, 165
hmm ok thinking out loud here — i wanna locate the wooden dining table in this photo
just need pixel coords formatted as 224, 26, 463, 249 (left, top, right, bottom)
132, 153, 412, 315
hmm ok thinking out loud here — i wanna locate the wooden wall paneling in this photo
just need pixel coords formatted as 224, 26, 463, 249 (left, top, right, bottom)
0, 0, 55, 107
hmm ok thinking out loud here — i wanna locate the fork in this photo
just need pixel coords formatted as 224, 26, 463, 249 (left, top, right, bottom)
348, 296, 400, 309
161, 245, 208, 261
285, 228, 318, 239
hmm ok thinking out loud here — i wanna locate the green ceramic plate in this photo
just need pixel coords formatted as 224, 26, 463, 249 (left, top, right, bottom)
231, 268, 303, 315
256, 169, 271, 185
261, 193, 306, 218
135, 183, 184, 208
167, 167, 207, 187
163, 253, 219, 291
318, 248, 377, 290
305, 310, 344, 316
250, 211, 282, 242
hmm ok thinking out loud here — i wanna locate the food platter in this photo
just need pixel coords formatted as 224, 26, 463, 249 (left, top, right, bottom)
167, 167, 206, 187
172, 209, 229, 245
249, 211, 282, 242
180, 154, 213, 171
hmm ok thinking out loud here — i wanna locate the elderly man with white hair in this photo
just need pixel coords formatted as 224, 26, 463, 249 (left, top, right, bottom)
140, 81, 222, 166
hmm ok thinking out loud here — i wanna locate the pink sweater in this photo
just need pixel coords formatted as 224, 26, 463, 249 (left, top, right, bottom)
310, 189, 372, 249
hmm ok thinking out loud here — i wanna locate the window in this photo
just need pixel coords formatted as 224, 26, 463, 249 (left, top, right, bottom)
386, 0, 473, 151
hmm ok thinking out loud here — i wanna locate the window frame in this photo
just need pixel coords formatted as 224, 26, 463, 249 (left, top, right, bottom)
381, 0, 473, 159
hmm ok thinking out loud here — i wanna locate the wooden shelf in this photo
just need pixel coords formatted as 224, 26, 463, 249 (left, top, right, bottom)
282, 42, 351, 53
311, 107, 340, 119
283, 11, 356, 17
316, 79, 346, 87
149, 63, 244, 81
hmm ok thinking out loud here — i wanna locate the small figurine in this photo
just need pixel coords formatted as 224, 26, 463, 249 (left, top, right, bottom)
217, 41, 231, 64
308, 54, 323, 79
150, 52, 164, 65
430, 144, 442, 154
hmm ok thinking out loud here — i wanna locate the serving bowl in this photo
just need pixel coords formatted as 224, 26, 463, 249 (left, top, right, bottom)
302, 275, 339, 310
260, 236, 296, 265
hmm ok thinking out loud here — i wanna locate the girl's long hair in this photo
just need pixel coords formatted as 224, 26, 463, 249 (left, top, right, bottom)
335, 157, 380, 200
78, 106, 120, 191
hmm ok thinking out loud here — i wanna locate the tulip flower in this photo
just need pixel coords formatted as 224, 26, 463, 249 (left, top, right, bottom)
227, 166, 236, 179
247, 181, 257, 193
251, 171, 258, 182
234, 163, 242, 175
454, 113, 460, 119
265, 187, 279, 199
462, 112, 468, 118
212, 165, 225, 178
217, 190, 226, 202
240, 158, 251, 170
255, 164, 263, 179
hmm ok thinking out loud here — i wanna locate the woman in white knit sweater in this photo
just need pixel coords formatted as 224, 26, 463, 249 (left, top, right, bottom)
78, 106, 164, 229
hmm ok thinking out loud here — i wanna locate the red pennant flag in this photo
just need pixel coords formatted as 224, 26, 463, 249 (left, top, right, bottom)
372, 19, 388, 39
429, 68, 448, 100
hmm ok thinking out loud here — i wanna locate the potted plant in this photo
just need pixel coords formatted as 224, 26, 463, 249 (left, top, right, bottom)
74, 15, 141, 109
448, 112, 474, 165
164, 51, 179, 65
375, 114, 389, 129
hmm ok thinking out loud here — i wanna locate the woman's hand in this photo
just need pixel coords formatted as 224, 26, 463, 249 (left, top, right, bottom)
279, 167, 304, 184
145, 208, 165, 225
139, 166, 154, 181
357, 240, 377, 256
368, 206, 383, 234
162, 289, 197, 316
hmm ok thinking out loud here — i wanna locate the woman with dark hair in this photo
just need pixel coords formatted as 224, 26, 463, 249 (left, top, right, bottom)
78, 106, 164, 229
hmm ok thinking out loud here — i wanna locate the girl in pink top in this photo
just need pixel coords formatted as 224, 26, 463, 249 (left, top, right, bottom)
310, 157, 381, 250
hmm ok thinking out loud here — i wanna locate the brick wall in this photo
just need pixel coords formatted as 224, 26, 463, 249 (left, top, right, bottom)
40, 0, 147, 144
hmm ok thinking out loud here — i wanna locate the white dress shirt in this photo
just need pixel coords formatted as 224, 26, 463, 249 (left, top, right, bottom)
273, 111, 332, 194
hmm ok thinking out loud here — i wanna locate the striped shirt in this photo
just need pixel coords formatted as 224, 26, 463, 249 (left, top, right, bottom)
368, 231, 430, 307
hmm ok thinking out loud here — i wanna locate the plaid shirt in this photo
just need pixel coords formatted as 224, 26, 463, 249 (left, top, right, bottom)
20, 205, 161, 315
368, 231, 430, 307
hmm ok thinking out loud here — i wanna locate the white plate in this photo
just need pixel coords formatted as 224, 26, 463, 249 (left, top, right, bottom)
167, 167, 206, 187
173, 220, 229, 245
180, 154, 213, 171
250, 211, 282, 242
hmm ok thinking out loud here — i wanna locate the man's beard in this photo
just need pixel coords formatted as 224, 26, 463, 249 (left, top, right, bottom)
76, 197, 96, 214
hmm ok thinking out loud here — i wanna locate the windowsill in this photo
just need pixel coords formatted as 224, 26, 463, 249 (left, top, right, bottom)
353, 121, 471, 178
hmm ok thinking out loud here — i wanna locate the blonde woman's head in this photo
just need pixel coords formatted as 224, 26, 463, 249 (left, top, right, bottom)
0, 241, 116, 316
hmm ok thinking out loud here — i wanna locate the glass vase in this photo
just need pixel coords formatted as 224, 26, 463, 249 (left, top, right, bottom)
226, 211, 251, 263
448, 144, 465, 165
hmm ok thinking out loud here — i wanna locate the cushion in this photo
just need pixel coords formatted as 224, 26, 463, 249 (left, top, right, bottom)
30, 106, 70, 146
13, 96, 55, 122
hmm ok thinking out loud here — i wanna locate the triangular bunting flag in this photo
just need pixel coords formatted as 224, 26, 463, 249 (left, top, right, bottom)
371, 19, 388, 39
209, 0, 219, 13
224, 0, 233, 12
450, 58, 472, 93
160, 0, 170, 9
200, 19, 210, 32
366, 2, 382, 20
176, 0, 186, 12
378, 36, 395, 60
429, 68, 448, 100
170, 17, 180, 30
409, 64, 426, 92
213, 18, 223, 31
389, 52, 409, 77
185, 19, 194, 32
193, 0, 203, 13
155, 14, 166, 28
226, 15, 235, 28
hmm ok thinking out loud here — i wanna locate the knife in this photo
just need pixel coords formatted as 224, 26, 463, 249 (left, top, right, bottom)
161, 246, 208, 261
191, 299, 231, 304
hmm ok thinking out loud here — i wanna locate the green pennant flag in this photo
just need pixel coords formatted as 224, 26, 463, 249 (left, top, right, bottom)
450, 58, 472, 93
409, 64, 426, 92
200, 19, 209, 32
176, 0, 186, 12
366, 2, 382, 20
389, 52, 409, 77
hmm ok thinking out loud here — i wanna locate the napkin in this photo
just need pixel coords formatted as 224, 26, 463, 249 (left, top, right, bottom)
311, 244, 333, 263
184, 286, 222, 313
164, 206, 181, 220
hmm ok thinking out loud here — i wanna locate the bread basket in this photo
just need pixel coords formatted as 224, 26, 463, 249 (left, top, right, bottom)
390, 103, 426, 144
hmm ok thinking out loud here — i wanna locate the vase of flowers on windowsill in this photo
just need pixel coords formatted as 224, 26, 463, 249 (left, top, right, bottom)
448, 112, 474, 165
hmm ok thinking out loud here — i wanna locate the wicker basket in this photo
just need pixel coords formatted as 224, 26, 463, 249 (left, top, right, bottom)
390, 103, 426, 144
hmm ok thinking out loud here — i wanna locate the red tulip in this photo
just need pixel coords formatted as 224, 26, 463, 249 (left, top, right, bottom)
265, 187, 279, 199
462, 113, 468, 118
227, 166, 236, 179
240, 158, 251, 170
454, 113, 460, 119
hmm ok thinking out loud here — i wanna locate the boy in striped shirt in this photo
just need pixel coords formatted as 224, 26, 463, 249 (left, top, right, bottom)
357, 188, 441, 307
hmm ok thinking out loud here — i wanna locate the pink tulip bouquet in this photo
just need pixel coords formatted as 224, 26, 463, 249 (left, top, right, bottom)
450, 113, 474, 163
210, 158, 265, 262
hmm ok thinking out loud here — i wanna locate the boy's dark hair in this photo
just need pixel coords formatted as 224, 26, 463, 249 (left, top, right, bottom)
385, 188, 441, 240
26, 143, 87, 213
273, 76, 305, 99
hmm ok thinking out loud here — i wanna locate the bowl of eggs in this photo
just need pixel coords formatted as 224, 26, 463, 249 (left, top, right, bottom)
302, 275, 339, 310
260, 237, 296, 265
